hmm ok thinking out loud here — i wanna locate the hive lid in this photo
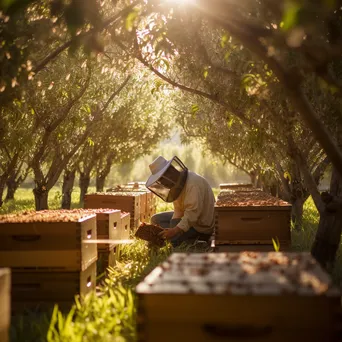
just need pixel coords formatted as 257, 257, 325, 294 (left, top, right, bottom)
136, 252, 340, 297
0, 210, 96, 223
88, 191, 141, 197
215, 191, 291, 208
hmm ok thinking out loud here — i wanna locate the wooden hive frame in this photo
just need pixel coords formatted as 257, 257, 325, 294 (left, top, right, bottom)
0, 268, 10, 342
0, 214, 97, 271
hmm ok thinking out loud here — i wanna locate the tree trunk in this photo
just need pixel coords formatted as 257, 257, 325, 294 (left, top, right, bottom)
79, 172, 90, 205
0, 184, 5, 207
311, 167, 342, 271
33, 186, 49, 210
62, 169, 76, 209
5, 175, 19, 201
291, 197, 306, 231
96, 174, 106, 192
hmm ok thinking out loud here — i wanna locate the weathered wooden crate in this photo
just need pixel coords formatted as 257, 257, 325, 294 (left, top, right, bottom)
84, 192, 141, 229
0, 211, 97, 271
215, 191, 292, 246
11, 261, 96, 304
121, 212, 131, 240
0, 268, 10, 342
136, 252, 341, 342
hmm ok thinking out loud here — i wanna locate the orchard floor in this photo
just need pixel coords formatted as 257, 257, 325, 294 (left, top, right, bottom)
1, 187, 341, 342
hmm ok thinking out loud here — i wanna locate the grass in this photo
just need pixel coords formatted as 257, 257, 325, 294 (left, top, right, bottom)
2, 188, 342, 341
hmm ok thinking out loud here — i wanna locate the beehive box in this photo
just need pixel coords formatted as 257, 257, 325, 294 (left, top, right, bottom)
84, 192, 140, 230
121, 212, 131, 240
11, 261, 96, 312
108, 186, 149, 223
70, 209, 122, 251
136, 252, 341, 342
0, 268, 10, 342
215, 191, 291, 246
0, 210, 97, 271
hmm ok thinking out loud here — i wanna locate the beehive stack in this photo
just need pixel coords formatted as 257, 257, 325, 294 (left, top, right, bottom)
68, 209, 122, 275
84, 192, 141, 231
0, 210, 97, 312
0, 268, 10, 342
214, 189, 292, 252
109, 183, 156, 221
136, 252, 341, 342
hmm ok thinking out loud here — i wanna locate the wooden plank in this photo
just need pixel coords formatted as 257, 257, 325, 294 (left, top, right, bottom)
0, 269, 10, 342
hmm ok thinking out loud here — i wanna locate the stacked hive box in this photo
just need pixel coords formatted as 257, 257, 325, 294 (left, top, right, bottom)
0, 268, 10, 342
136, 252, 341, 342
108, 182, 157, 221
214, 190, 292, 252
0, 210, 97, 312
69, 209, 122, 276
84, 192, 140, 231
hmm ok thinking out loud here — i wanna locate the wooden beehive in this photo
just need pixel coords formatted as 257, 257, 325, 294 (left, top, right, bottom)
215, 191, 291, 246
136, 252, 341, 342
0, 210, 97, 271
0, 268, 10, 342
11, 261, 96, 311
84, 192, 140, 230
121, 212, 131, 240
71, 209, 122, 251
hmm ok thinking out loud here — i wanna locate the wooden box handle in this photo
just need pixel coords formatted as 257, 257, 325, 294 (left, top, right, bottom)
12, 235, 41, 242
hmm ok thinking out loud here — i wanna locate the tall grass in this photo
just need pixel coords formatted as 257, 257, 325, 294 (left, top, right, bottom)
3, 189, 341, 342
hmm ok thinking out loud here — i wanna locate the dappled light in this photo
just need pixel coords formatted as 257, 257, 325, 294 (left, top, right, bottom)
0, 0, 341, 341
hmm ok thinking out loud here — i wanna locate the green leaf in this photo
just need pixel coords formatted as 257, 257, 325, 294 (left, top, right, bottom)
282, 1, 301, 31
227, 117, 234, 128
272, 237, 280, 252
284, 171, 292, 183
88, 137, 94, 146
220, 34, 228, 48
125, 9, 138, 32
191, 104, 199, 114
203, 69, 208, 79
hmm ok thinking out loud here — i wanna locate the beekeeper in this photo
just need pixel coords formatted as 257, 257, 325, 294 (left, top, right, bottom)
145, 155, 215, 247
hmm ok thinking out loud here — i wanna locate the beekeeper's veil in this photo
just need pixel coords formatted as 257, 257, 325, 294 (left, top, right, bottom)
145, 156, 188, 202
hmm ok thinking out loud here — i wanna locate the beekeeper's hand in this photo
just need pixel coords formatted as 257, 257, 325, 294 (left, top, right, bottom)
159, 226, 183, 240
